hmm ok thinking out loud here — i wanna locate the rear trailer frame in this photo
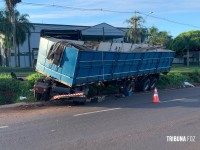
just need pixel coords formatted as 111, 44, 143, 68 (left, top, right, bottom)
34, 37, 175, 103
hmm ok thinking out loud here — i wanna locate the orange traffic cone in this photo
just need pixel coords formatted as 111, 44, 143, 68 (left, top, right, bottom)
152, 87, 160, 103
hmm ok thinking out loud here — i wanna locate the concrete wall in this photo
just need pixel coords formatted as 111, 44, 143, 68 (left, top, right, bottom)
173, 57, 184, 64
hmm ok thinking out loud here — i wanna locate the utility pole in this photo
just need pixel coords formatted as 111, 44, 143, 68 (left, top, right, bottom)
133, 11, 139, 44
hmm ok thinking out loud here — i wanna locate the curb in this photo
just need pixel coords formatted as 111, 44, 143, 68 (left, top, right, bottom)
0, 101, 46, 110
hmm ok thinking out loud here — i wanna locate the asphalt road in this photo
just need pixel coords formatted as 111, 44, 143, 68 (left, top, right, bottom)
0, 87, 200, 150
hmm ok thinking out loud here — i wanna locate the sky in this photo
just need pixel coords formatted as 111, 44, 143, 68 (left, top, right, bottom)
0, 0, 200, 37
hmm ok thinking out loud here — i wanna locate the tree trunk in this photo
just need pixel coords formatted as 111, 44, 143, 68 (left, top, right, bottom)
3, 48, 9, 67
28, 33, 32, 67
5, 49, 9, 67
12, 7, 18, 67
17, 45, 20, 67
5, 55, 9, 67
187, 49, 189, 66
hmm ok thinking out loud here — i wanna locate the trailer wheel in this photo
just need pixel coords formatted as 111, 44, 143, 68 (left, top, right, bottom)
123, 80, 134, 95
34, 91, 42, 100
140, 78, 150, 92
41, 89, 50, 101
134, 82, 141, 92
126, 81, 134, 92
149, 77, 158, 90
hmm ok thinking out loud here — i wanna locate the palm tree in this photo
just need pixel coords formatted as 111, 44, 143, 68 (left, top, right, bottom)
0, 10, 12, 66
147, 26, 172, 47
148, 26, 159, 45
4, 0, 21, 66
125, 16, 147, 43
15, 11, 34, 67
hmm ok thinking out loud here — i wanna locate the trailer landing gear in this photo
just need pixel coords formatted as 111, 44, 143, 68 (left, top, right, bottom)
149, 77, 158, 90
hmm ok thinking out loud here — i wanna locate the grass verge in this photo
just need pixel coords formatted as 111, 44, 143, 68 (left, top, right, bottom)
0, 73, 43, 105
157, 70, 200, 89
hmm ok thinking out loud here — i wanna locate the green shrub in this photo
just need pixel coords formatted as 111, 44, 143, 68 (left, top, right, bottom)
17, 73, 44, 103
185, 70, 200, 83
0, 74, 20, 104
0, 73, 44, 105
157, 73, 189, 89
25, 73, 44, 89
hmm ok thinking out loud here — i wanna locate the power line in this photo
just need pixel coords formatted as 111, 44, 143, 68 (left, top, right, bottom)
19, 2, 200, 29
21, 2, 106, 12
140, 12, 200, 29
1, 1, 200, 29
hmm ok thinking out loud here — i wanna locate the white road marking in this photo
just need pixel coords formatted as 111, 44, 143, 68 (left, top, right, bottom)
0, 126, 9, 129
160, 98, 186, 103
74, 98, 187, 117
74, 108, 121, 117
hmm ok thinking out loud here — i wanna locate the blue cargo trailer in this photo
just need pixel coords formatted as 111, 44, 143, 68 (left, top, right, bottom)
34, 37, 175, 103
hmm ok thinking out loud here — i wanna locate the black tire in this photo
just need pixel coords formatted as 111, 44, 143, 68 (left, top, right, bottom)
134, 81, 141, 92
34, 91, 42, 100
42, 78, 52, 101
140, 78, 151, 92
149, 77, 158, 90
126, 81, 134, 92
122, 80, 134, 95
41, 90, 50, 101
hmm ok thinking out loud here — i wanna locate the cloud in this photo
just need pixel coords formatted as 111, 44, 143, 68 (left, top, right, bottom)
30, 9, 111, 19
19, 0, 200, 20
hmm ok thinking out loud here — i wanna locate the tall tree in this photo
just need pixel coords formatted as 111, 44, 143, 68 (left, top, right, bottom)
147, 26, 158, 45
170, 30, 200, 66
125, 16, 147, 43
4, 0, 21, 66
170, 30, 200, 53
0, 10, 34, 67
15, 11, 34, 67
147, 26, 172, 47
0, 10, 12, 66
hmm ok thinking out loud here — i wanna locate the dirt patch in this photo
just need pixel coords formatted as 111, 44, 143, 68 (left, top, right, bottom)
16, 103, 46, 110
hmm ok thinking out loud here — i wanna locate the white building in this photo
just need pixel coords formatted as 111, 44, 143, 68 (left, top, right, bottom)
0, 22, 128, 67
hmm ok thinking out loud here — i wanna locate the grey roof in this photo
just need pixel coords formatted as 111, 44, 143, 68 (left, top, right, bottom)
81, 23, 125, 36
31, 23, 89, 32
30, 23, 130, 37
